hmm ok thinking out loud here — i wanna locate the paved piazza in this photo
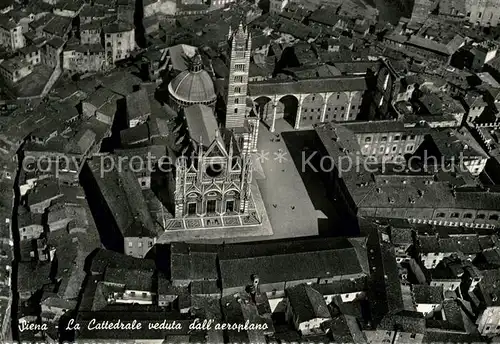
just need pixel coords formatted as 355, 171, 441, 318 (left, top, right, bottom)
198, 120, 328, 244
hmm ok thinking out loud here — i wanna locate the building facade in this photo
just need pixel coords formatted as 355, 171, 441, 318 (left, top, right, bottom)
0, 16, 25, 50
103, 22, 135, 65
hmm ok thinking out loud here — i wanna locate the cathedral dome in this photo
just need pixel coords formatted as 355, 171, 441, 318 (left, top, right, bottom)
168, 54, 217, 108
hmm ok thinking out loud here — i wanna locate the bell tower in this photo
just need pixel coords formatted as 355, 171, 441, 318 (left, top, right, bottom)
226, 23, 251, 129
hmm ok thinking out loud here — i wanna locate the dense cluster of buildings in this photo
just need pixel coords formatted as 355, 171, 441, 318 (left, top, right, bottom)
2, 0, 500, 341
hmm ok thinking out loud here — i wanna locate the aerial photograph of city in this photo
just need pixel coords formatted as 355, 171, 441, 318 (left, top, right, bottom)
2, 0, 500, 342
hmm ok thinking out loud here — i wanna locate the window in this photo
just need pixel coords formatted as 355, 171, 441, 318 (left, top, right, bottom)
138, 242, 143, 247
392, 145, 397, 152
234, 108, 238, 113
477, 213, 486, 219
410, 334, 416, 339
394, 135, 400, 141
128, 242, 133, 247
489, 214, 499, 220
379, 146, 385, 153
464, 213, 472, 218
436, 212, 445, 218
409, 135, 416, 140
402, 135, 407, 140
451, 212, 460, 218
381, 136, 387, 142
365, 136, 372, 143
234, 86, 241, 93
148, 242, 153, 247
234, 75, 243, 82
406, 144, 414, 152
235, 64, 245, 71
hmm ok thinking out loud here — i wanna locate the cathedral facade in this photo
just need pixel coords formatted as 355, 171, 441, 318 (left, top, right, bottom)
165, 23, 261, 227
172, 108, 254, 218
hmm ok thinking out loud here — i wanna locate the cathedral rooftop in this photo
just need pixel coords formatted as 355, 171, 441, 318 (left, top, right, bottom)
183, 104, 219, 147
167, 56, 217, 105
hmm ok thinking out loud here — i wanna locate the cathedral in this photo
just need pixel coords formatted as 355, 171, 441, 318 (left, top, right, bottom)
165, 23, 260, 227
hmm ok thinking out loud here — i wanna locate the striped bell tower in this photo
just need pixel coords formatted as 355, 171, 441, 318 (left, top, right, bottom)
226, 23, 251, 129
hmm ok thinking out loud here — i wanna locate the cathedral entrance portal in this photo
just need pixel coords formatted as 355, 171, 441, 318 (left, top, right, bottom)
206, 200, 217, 214
187, 202, 197, 216
226, 200, 235, 212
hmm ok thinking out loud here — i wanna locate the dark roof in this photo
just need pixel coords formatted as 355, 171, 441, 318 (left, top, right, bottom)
477, 269, 500, 306
170, 243, 218, 281
103, 21, 133, 33
103, 267, 155, 291
90, 248, 156, 274
43, 15, 72, 36
418, 234, 482, 254
286, 284, 331, 321
311, 277, 367, 295
248, 76, 367, 96
379, 310, 426, 333
88, 160, 159, 237
219, 237, 364, 289
412, 284, 444, 304
327, 315, 367, 343
46, 37, 66, 49
183, 104, 219, 145
407, 35, 451, 56
423, 331, 485, 343
126, 88, 151, 120
389, 227, 413, 245
309, 7, 345, 27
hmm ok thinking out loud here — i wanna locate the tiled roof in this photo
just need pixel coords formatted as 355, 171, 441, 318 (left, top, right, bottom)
219, 237, 364, 289
287, 284, 331, 320
248, 76, 367, 96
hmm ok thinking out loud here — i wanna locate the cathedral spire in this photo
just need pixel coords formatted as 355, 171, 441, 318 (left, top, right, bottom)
198, 136, 204, 179
228, 134, 234, 159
